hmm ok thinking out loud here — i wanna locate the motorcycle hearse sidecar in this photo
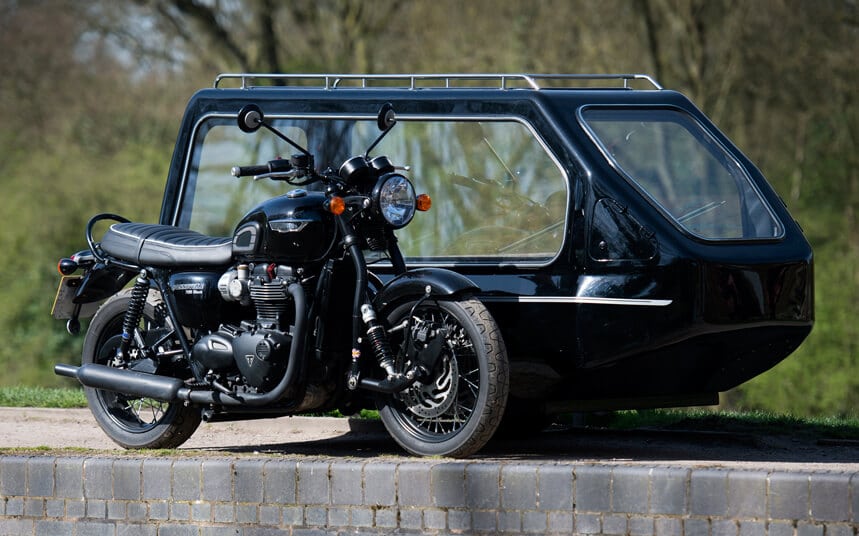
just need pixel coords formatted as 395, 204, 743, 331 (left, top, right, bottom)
159, 73, 812, 421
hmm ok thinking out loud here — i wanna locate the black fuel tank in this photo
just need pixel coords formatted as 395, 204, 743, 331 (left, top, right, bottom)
232, 189, 335, 264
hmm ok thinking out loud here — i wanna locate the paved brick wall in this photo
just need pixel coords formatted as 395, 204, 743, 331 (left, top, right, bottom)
0, 454, 857, 535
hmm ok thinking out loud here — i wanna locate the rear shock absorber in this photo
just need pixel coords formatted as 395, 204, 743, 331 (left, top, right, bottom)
117, 270, 149, 362
361, 304, 396, 378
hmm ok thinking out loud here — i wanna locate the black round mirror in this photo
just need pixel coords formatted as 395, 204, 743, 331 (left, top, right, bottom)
237, 104, 264, 133
377, 102, 396, 131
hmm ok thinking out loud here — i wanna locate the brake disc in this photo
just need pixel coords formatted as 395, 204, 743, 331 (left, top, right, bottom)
402, 352, 458, 419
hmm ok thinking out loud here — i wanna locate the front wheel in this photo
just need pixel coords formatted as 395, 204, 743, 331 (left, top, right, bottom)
377, 297, 509, 457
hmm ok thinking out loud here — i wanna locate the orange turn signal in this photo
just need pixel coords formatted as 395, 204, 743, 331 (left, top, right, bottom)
326, 196, 346, 215
416, 193, 432, 212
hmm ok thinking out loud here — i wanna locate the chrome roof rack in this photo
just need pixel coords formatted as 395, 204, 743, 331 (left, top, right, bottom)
213, 73, 663, 91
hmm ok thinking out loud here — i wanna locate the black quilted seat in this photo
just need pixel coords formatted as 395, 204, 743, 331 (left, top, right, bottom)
100, 223, 233, 267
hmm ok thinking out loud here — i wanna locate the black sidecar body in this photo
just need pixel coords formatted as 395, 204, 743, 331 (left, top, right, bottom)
158, 74, 812, 415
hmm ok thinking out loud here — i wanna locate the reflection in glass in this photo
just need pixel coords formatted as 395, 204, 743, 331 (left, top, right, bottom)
185, 117, 568, 262
581, 108, 781, 240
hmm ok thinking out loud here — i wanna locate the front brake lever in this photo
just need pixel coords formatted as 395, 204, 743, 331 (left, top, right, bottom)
253, 170, 301, 181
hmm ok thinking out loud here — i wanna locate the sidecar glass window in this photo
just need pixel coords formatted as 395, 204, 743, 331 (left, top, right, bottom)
366, 120, 568, 263
181, 117, 352, 236
581, 108, 782, 240
183, 116, 567, 263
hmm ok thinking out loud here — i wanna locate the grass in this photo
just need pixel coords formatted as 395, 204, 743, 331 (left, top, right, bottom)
585, 408, 859, 440
0, 386, 87, 408
325, 408, 380, 420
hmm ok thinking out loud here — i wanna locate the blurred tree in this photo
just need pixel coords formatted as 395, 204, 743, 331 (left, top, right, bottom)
117, 0, 404, 73
0, 0, 856, 415
0, 0, 188, 385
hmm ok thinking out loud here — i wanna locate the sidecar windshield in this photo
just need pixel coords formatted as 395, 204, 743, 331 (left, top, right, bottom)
180, 117, 351, 236
580, 107, 782, 240
181, 115, 568, 264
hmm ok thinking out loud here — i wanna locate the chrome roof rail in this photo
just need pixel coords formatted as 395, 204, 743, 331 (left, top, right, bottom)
213, 73, 663, 91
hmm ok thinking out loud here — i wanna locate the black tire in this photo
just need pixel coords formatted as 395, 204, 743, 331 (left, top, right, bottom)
82, 289, 201, 449
376, 297, 509, 457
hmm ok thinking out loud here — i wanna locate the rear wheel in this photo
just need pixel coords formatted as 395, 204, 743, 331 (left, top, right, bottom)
377, 297, 508, 457
82, 289, 201, 449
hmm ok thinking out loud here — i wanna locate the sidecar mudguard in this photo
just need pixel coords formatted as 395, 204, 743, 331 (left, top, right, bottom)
373, 267, 479, 310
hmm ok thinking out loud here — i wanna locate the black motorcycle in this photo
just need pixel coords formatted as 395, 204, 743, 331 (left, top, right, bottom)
52, 104, 509, 457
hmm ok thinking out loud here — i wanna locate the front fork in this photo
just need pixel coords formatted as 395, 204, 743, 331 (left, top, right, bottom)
357, 287, 443, 394
336, 216, 417, 392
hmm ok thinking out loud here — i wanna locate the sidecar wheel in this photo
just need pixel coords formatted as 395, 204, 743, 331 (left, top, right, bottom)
377, 297, 509, 457
82, 289, 201, 449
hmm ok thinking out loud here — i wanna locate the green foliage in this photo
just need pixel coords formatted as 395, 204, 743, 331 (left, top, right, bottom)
591, 409, 859, 440
0, 386, 86, 408
0, 140, 172, 387
0, 0, 856, 419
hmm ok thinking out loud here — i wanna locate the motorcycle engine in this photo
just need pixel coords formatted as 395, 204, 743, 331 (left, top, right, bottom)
191, 263, 296, 390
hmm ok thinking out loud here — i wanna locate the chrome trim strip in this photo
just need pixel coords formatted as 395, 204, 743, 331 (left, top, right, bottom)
478, 296, 673, 306
269, 219, 312, 233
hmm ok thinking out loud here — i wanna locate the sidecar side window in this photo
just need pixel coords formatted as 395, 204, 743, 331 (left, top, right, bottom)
580, 107, 782, 240
368, 119, 568, 264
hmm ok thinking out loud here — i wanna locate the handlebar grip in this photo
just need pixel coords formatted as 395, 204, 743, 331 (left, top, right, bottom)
231, 158, 293, 177
231, 164, 270, 177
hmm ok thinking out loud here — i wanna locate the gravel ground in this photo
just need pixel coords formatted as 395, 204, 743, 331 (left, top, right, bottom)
0, 408, 365, 451
1, 407, 857, 471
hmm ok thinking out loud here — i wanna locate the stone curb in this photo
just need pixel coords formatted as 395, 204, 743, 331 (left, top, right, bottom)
0, 455, 857, 535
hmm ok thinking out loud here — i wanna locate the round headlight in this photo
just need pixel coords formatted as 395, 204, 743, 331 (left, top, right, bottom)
374, 173, 416, 228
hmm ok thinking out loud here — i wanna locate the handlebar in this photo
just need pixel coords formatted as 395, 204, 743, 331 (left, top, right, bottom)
233, 152, 403, 191
231, 158, 293, 178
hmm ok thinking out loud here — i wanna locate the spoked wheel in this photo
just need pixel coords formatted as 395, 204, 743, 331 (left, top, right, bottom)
377, 297, 509, 457
82, 289, 201, 449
